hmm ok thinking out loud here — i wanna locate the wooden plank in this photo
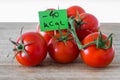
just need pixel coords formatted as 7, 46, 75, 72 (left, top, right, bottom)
0, 23, 120, 80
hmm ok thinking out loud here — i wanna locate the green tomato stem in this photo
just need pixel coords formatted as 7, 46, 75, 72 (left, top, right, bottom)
82, 41, 96, 49
68, 17, 84, 50
68, 17, 113, 50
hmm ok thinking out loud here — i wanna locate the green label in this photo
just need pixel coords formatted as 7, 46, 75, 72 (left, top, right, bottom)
38, 9, 68, 31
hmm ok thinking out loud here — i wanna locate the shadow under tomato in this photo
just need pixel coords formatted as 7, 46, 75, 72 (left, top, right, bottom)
34, 54, 83, 68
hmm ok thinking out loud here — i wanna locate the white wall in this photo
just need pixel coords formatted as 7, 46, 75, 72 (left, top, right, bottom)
0, 0, 120, 23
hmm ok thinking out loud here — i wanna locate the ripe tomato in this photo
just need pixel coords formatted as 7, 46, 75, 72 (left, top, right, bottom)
75, 13, 99, 41
67, 5, 85, 17
80, 32, 115, 67
37, 24, 54, 44
48, 32, 79, 63
11, 32, 47, 66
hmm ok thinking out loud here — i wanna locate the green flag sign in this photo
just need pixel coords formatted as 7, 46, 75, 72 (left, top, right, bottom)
38, 9, 68, 31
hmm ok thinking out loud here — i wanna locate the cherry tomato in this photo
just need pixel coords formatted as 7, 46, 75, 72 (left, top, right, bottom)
80, 32, 115, 68
75, 13, 99, 41
48, 32, 79, 63
67, 5, 85, 17
11, 32, 47, 66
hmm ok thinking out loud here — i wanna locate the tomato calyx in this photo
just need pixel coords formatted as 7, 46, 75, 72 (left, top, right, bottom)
13, 42, 25, 52
53, 32, 72, 44
83, 31, 113, 49
84, 32, 113, 50
52, 27, 72, 45
9, 27, 32, 59
75, 12, 86, 29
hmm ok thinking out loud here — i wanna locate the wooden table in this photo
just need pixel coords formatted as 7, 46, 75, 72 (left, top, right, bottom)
0, 23, 120, 80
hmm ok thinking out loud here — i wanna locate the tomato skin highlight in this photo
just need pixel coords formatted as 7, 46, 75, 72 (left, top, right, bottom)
80, 32, 115, 68
75, 13, 99, 41
15, 32, 47, 66
67, 5, 85, 17
48, 33, 79, 64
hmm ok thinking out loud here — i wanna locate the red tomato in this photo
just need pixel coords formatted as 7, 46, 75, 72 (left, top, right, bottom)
13, 32, 47, 66
48, 32, 79, 63
37, 24, 54, 44
75, 13, 99, 41
80, 32, 115, 68
67, 5, 85, 17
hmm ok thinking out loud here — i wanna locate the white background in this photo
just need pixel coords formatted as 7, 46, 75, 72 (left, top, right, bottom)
0, 0, 120, 23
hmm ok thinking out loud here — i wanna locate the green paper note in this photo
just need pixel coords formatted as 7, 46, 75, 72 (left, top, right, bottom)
38, 9, 68, 31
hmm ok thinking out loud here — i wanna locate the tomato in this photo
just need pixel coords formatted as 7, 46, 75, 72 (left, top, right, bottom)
48, 32, 79, 63
11, 32, 47, 66
67, 5, 85, 17
75, 13, 99, 41
37, 24, 54, 44
80, 32, 115, 68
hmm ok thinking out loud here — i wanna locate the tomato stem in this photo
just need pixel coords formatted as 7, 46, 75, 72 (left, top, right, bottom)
68, 16, 84, 50
82, 41, 96, 49
68, 17, 113, 50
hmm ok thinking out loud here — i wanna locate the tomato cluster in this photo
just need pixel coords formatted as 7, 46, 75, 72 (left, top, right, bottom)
10, 5, 115, 68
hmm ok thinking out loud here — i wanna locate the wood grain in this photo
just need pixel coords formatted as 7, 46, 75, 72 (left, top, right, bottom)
0, 23, 120, 80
